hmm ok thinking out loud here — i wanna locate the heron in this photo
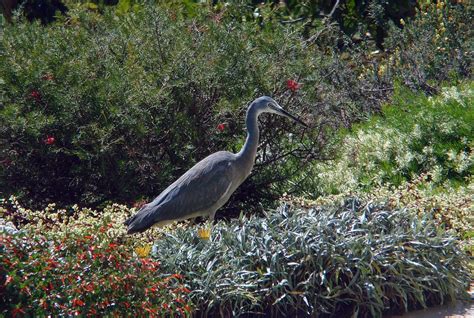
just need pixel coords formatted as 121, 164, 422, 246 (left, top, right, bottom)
125, 96, 307, 236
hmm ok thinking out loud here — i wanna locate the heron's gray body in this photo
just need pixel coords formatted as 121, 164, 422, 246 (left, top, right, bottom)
125, 96, 306, 234
126, 151, 248, 232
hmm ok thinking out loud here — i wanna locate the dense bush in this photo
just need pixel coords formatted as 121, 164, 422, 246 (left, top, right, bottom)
299, 82, 473, 196
384, 1, 472, 92
0, 3, 327, 210
0, 218, 192, 317
0, 1, 471, 213
153, 199, 471, 317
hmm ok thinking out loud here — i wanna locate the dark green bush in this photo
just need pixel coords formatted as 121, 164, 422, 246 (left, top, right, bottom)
0, 3, 366, 210
153, 198, 471, 317
0, 1, 471, 212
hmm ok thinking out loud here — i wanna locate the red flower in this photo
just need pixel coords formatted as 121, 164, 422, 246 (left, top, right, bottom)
286, 79, 301, 92
4, 275, 13, 286
144, 307, 157, 315
72, 298, 85, 307
46, 258, 59, 269
82, 282, 95, 292
217, 123, 226, 132
30, 90, 42, 102
171, 273, 183, 280
108, 243, 118, 249
44, 136, 55, 145
40, 299, 48, 310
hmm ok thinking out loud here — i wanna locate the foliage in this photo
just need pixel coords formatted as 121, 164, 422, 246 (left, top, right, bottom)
0, 196, 176, 245
0, 1, 471, 214
300, 82, 473, 196
0, 201, 191, 317
1, 188, 471, 316
286, 173, 473, 255
153, 199, 471, 317
0, 3, 327, 211
216, 0, 417, 49
384, 0, 472, 93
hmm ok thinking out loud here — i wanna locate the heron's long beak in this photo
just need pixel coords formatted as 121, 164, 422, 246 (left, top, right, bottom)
277, 107, 308, 127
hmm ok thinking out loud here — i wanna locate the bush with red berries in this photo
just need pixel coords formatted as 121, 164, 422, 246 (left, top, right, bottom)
1, 223, 191, 317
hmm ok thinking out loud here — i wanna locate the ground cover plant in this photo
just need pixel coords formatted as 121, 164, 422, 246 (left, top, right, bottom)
152, 199, 471, 317
1, 193, 471, 317
291, 173, 473, 241
0, 202, 192, 317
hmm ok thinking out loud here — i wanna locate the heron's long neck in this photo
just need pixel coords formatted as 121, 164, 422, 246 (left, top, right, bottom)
237, 105, 260, 175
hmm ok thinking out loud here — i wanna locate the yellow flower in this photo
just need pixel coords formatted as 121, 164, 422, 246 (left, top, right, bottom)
197, 228, 211, 240
378, 64, 386, 77
135, 244, 152, 258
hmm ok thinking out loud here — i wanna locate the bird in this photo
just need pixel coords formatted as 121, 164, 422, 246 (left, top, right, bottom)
124, 96, 307, 236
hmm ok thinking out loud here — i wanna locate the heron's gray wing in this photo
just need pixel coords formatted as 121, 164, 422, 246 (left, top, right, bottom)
153, 154, 235, 221
125, 152, 235, 233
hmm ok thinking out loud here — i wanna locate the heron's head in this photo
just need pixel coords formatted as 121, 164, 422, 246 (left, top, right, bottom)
252, 96, 308, 127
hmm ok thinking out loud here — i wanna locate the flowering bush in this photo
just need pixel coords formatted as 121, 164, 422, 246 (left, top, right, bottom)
300, 82, 473, 196
0, 208, 192, 317
0, 3, 326, 211
0, 196, 189, 246
384, 0, 471, 92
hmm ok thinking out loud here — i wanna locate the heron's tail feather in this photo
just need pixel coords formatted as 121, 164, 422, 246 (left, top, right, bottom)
123, 214, 136, 226
125, 204, 157, 234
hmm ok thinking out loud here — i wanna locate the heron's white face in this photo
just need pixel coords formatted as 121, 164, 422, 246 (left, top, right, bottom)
251, 96, 308, 127
266, 101, 284, 114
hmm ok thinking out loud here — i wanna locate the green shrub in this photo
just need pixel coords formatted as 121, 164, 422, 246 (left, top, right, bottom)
303, 82, 473, 196
0, 218, 192, 317
0, 4, 332, 211
152, 199, 471, 317
384, 1, 472, 91
0, 1, 471, 213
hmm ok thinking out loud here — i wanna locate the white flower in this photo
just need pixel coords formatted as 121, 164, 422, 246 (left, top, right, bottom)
412, 124, 422, 139
446, 149, 457, 161
430, 165, 443, 183
454, 150, 472, 173
422, 146, 433, 155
